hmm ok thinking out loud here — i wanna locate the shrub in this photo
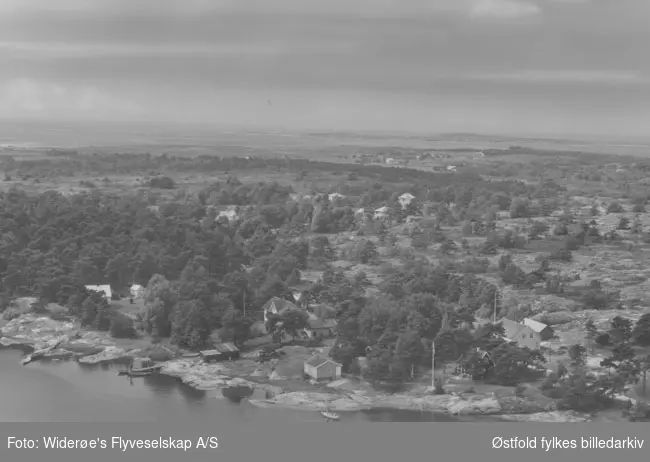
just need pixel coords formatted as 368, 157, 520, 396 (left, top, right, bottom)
149, 176, 175, 189
433, 377, 446, 395
538, 311, 574, 326
607, 202, 624, 213
109, 313, 137, 339
595, 332, 611, 346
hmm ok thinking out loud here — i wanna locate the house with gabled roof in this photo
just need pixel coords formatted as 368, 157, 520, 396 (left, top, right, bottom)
501, 318, 541, 350
262, 296, 303, 323
304, 318, 337, 340
522, 318, 554, 341
304, 355, 342, 381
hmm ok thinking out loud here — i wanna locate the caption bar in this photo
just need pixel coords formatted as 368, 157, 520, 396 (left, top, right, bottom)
492, 436, 645, 451
7, 436, 219, 452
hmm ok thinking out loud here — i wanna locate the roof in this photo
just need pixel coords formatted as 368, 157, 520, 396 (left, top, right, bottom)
85, 285, 112, 299
305, 355, 342, 368
310, 303, 337, 320
289, 282, 313, 292
375, 206, 389, 213
307, 318, 338, 330
201, 343, 239, 356
523, 318, 551, 333
261, 297, 302, 315
501, 319, 532, 340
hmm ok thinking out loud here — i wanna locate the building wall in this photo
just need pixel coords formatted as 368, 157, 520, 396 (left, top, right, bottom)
304, 364, 317, 378
513, 329, 541, 350
539, 327, 554, 341
305, 328, 335, 339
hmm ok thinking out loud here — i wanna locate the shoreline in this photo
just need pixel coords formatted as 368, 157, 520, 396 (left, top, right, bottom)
0, 314, 591, 422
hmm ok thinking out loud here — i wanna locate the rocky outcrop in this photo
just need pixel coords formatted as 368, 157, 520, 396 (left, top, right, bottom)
77, 346, 128, 364
250, 391, 502, 415
0, 314, 76, 347
160, 359, 283, 397
500, 411, 589, 422
1, 314, 132, 364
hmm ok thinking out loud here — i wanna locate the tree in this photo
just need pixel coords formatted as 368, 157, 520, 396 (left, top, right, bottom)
501, 263, 527, 286
490, 343, 532, 386
584, 318, 598, 353
358, 240, 379, 264
267, 310, 310, 343
568, 344, 587, 370
394, 330, 426, 379
433, 329, 460, 363
171, 299, 213, 350
557, 369, 603, 412
632, 313, 650, 346
141, 274, 177, 337
220, 308, 253, 347
637, 354, 650, 397
110, 313, 137, 339
607, 202, 624, 213
509, 198, 530, 219
609, 316, 633, 343
310, 236, 335, 260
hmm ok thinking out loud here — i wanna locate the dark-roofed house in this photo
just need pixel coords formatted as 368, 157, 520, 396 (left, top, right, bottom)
200, 343, 240, 362
501, 319, 541, 350
304, 318, 337, 340
523, 318, 554, 341
304, 355, 342, 381
262, 297, 303, 323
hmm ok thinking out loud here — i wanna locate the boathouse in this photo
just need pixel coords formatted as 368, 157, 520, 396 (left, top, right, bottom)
200, 343, 240, 362
304, 355, 342, 381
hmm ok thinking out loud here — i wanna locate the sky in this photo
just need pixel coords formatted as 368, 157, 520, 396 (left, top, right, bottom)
0, 0, 649, 137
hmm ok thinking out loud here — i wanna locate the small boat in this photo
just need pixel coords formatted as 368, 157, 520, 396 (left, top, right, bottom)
321, 411, 340, 421
118, 368, 161, 377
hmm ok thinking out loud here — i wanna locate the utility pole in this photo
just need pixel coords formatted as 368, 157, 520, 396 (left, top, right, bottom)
493, 288, 498, 323
431, 341, 436, 389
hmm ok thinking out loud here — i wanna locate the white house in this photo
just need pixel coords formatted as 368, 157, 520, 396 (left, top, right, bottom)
374, 206, 390, 220
398, 193, 415, 209
129, 284, 144, 299
85, 285, 112, 301
446, 165, 457, 172
304, 356, 342, 381
328, 193, 345, 202
216, 205, 239, 222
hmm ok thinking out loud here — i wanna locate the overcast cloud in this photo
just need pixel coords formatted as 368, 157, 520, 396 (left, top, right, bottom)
0, 0, 648, 136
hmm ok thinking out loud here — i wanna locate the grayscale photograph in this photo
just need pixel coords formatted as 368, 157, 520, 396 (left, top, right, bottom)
0, 0, 649, 425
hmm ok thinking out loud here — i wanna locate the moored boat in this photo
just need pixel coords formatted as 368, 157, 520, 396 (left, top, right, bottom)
118, 357, 162, 377
320, 411, 340, 421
